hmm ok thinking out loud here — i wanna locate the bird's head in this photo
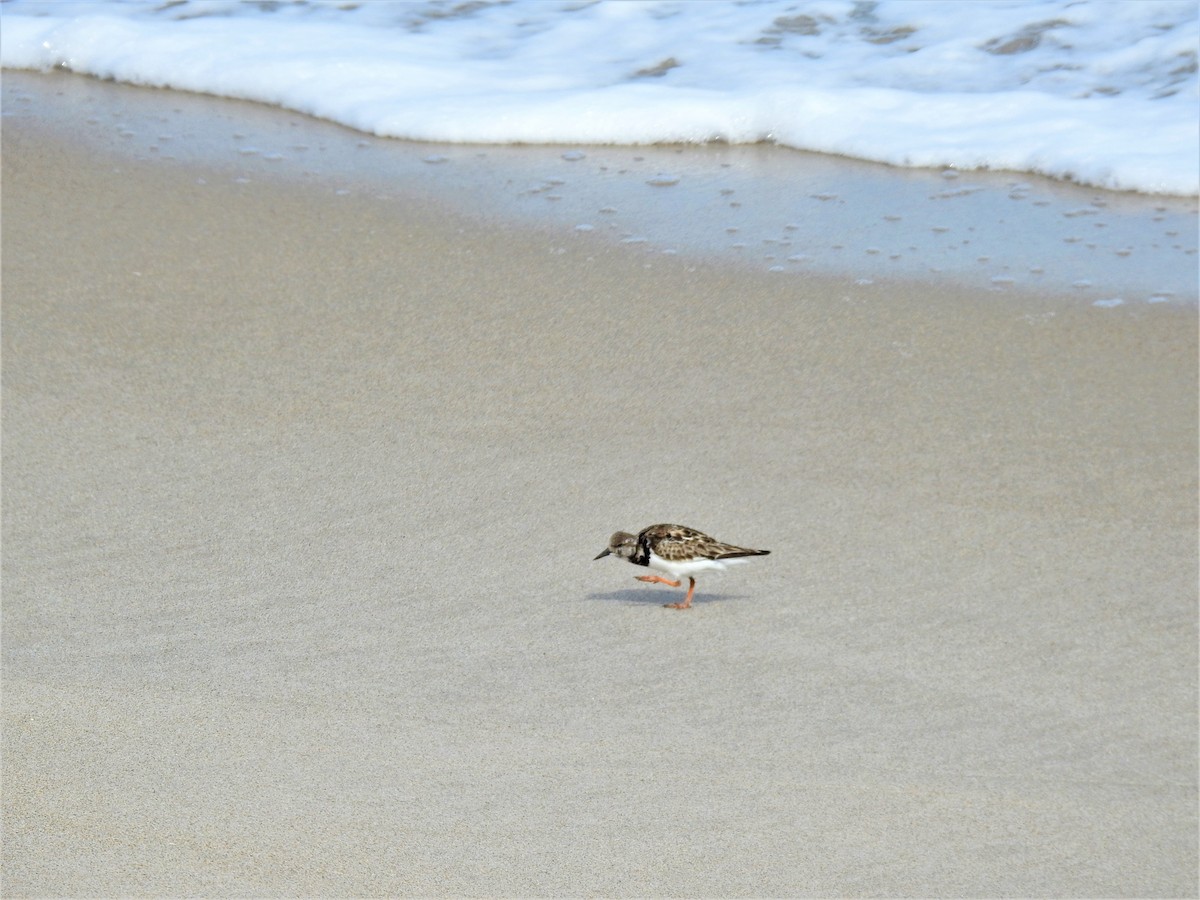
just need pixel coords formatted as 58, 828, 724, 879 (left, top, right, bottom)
594, 531, 637, 561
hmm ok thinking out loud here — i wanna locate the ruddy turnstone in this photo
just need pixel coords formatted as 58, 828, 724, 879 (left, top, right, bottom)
594, 523, 770, 610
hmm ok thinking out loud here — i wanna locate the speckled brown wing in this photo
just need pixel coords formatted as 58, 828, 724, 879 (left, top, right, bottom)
638, 523, 769, 561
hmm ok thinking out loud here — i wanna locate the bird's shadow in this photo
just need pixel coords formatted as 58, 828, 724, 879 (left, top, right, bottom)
586, 588, 748, 606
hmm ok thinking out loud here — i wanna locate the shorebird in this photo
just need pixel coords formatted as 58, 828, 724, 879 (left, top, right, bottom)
594, 523, 770, 609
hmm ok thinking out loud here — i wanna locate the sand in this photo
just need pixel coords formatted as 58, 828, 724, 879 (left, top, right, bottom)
2, 73, 1197, 897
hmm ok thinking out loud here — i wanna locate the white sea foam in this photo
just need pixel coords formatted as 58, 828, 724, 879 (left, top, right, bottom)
2, 0, 1197, 195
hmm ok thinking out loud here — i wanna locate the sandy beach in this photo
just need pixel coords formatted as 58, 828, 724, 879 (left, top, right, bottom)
3, 73, 1197, 897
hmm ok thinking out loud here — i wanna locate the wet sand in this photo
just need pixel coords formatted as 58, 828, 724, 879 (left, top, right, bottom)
2, 75, 1197, 897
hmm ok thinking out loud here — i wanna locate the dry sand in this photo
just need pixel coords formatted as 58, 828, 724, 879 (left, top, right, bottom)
2, 75, 1197, 897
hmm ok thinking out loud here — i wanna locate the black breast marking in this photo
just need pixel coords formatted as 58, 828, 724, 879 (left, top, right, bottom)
631, 534, 652, 567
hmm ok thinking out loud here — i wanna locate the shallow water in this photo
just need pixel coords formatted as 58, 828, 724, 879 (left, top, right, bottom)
4, 70, 1196, 304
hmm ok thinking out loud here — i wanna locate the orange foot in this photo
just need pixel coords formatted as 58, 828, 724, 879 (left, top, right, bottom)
636, 575, 681, 587
663, 577, 697, 610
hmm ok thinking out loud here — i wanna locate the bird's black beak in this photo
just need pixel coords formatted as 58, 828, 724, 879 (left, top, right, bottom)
593, 548, 611, 560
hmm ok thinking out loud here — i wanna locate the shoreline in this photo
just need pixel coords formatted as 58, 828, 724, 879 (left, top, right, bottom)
3, 72, 1197, 896
5, 69, 1197, 305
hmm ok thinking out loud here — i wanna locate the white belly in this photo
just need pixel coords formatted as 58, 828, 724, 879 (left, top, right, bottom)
647, 550, 746, 581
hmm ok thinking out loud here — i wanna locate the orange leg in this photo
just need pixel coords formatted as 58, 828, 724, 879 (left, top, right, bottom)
636, 574, 681, 587
664, 577, 697, 610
